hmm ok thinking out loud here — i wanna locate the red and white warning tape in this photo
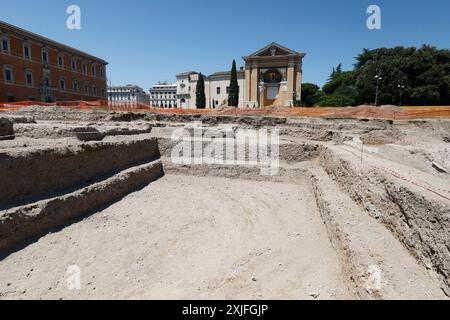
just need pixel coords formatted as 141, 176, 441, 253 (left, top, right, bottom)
338, 146, 450, 201
378, 165, 450, 201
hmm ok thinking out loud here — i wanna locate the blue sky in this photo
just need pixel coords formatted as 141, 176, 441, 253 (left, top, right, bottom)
1, 0, 449, 89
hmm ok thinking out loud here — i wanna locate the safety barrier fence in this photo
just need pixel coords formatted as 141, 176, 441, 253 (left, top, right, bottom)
1, 100, 450, 120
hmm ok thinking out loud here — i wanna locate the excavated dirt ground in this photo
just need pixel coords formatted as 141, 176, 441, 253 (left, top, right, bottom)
0, 175, 353, 300
0, 106, 449, 300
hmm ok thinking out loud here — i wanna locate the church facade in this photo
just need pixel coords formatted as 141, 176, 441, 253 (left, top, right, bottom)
175, 42, 305, 109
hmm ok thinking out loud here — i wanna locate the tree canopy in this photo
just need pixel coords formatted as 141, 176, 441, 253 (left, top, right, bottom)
301, 83, 321, 107
315, 45, 450, 107
354, 45, 450, 106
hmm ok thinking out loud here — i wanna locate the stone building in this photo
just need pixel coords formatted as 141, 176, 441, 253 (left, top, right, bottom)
149, 83, 177, 108
175, 42, 305, 109
243, 42, 305, 108
108, 85, 149, 105
0, 20, 108, 103
175, 71, 197, 109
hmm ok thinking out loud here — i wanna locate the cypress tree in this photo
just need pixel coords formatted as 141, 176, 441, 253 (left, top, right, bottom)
196, 73, 206, 109
228, 60, 239, 107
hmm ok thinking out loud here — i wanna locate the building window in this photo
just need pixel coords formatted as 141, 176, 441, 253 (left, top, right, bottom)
92, 64, 97, 76
82, 63, 87, 74
226, 87, 230, 94
23, 43, 31, 59
3, 65, 14, 83
58, 54, 64, 68
92, 85, 97, 96
100, 67, 104, 78
71, 58, 77, 71
25, 70, 34, 86
216, 87, 221, 94
84, 83, 89, 94
73, 80, 79, 93
1, 37, 10, 53
59, 78, 66, 90
42, 48, 49, 63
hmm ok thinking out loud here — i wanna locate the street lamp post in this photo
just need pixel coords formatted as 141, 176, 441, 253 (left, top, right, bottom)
374, 71, 382, 106
397, 81, 405, 107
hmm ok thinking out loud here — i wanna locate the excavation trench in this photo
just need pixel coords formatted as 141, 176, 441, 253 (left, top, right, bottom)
155, 130, 450, 298
0, 117, 449, 299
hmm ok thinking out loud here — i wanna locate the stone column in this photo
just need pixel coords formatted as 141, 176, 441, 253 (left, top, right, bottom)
259, 82, 264, 108
286, 59, 295, 106
296, 62, 303, 100
244, 67, 251, 104
250, 62, 259, 103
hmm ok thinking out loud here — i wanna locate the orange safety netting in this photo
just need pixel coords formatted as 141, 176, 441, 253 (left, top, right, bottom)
1, 100, 450, 120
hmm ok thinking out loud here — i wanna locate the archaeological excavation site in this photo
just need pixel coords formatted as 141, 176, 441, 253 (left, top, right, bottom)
0, 105, 449, 300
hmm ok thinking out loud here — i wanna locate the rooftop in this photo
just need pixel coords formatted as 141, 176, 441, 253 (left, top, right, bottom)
108, 85, 145, 92
208, 70, 245, 78
176, 71, 198, 77
151, 84, 177, 88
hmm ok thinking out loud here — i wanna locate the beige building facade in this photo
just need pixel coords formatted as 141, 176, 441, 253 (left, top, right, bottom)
176, 42, 305, 109
243, 42, 305, 108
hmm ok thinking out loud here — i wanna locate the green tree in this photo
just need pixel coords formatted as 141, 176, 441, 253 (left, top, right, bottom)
320, 64, 358, 107
329, 68, 336, 81
319, 45, 450, 106
228, 60, 239, 107
328, 63, 342, 82
196, 73, 206, 109
322, 71, 356, 97
354, 45, 450, 105
301, 83, 321, 107
318, 94, 356, 107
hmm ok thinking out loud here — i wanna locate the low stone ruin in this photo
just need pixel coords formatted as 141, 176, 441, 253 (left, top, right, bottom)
0, 118, 14, 140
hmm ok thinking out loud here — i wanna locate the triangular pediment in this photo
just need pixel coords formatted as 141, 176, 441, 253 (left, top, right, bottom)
247, 42, 301, 58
